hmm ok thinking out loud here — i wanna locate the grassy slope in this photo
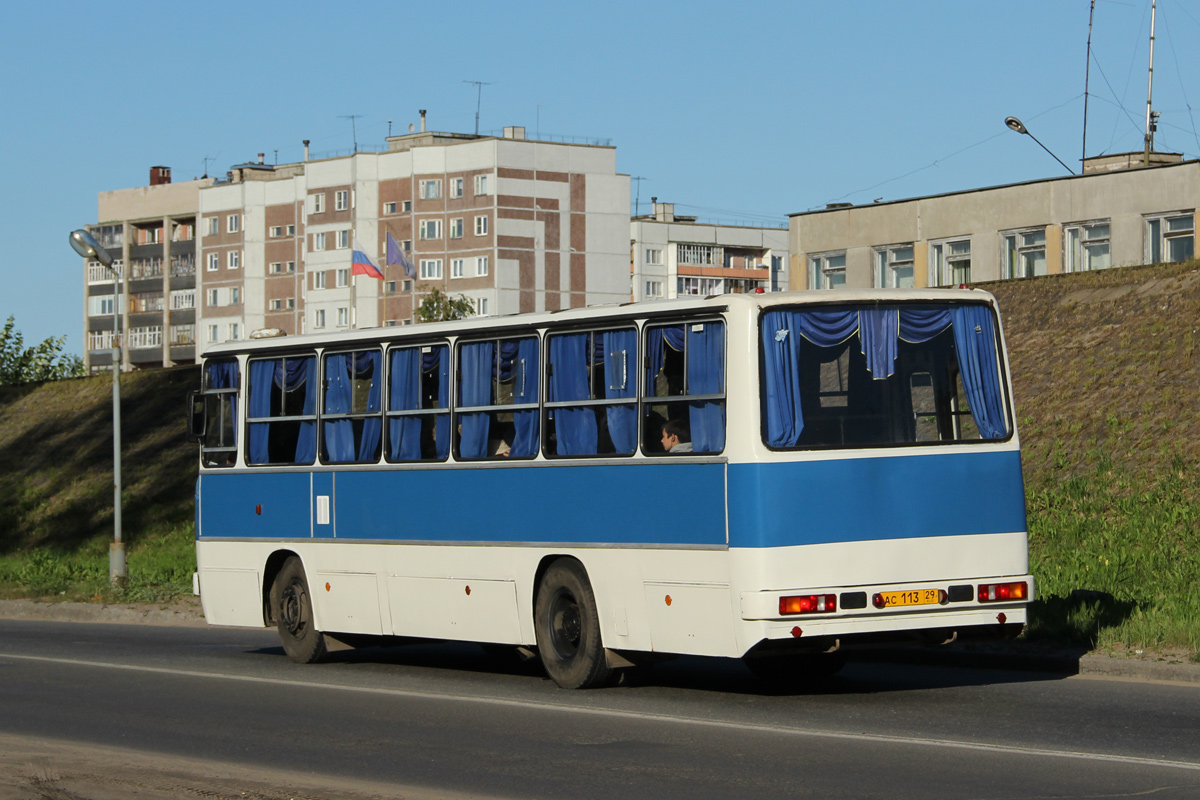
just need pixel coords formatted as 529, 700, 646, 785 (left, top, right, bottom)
0, 265, 1196, 653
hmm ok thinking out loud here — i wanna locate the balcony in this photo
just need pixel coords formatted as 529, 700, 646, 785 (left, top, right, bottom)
87, 330, 116, 352
127, 326, 162, 350
130, 257, 164, 280
169, 324, 195, 346
169, 289, 195, 310
171, 254, 195, 276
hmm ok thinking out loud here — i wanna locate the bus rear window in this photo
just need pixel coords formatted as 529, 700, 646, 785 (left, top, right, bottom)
761, 304, 1009, 449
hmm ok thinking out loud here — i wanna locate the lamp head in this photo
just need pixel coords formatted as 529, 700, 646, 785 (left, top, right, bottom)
1004, 116, 1029, 135
69, 229, 114, 267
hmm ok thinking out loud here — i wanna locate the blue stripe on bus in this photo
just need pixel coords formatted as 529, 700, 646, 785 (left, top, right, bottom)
726, 450, 1027, 547
198, 463, 728, 547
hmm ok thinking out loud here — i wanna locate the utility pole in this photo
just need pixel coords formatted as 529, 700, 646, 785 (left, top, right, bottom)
464, 80, 492, 136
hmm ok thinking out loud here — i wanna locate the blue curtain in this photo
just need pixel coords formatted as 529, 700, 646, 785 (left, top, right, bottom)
206, 360, 238, 389
356, 351, 382, 462
323, 353, 356, 462
646, 326, 684, 397
388, 348, 422, 461
687, 323, 725, 452
951, 305, 1007, 439
899, 307, 953, 342
247, 359, 274, 463
549, 333, 597, 455
603, 329, 637, 454
510, 338, 539, 457
279, 357, 316, 463
859, 308, 899, 380
458, 341, 493, 458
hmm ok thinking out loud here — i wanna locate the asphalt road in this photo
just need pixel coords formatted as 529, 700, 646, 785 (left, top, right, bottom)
1, 618, 1198, 799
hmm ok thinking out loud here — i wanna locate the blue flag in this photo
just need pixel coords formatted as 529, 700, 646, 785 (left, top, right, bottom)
386, 232, 415, 278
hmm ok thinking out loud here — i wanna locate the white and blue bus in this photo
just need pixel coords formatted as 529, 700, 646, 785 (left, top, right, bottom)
189, 289, 1032, 688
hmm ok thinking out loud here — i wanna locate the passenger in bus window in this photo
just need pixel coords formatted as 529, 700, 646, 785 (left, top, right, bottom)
661, 418, 692, 453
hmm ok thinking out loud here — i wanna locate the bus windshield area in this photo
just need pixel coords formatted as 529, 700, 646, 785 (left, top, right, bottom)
761, 304, 1010, 449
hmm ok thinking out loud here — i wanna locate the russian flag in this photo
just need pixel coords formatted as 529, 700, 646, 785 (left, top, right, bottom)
351, 237, 384, 280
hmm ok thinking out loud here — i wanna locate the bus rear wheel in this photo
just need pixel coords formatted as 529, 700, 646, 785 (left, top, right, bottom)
271, 557, 328, 664
534, 560, 611, 689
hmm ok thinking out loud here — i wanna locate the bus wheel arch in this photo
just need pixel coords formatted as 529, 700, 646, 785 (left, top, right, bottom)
261, 549, 300, 626
268, 554, 328, 664
533, 556, 612, 689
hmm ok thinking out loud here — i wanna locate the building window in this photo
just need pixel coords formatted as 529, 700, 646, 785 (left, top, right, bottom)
228, 250, 241, 269
1003, 229, 1047, 278
420, 259, 443, 279
229, 323, 240, 341
336, 268, 349, 288
451, 258, 465, 278
474, 215, 488, 236
383, 201, 397, 215
335, 190, 349, 211
645, 280, 663, 298
314, 309, 326, 328
1065, 222, 1111, 272
475, 256, 489, 276
385, 280, 397, 293
88, 295, 115, 316
402, 279, 413, 291
311, 193, 325, 214
419, 219, 442, 240
206, 217, 219, 236
227, 214, 240, 234
337, 307, 349, 327
269, 261, 282, 274
645, 248, 663, 265
1145, 212, 1194, 264
207, 253, 220, 272
207, 289, 219, 306
402, 200, 412, 212
875, 244, 914, 288
269, 298, 283, 311
450, 177, 464, 198
208, 325, 218, 342
474, 174, 489, 195
930, 239, 972, 286
286, 224, 296, 236
419, 179, 442, 200
809, 252, 846, 289
230, 287, 240, 305
313, 232, 326, 251
384, 320, 397, 327
678, 243, 722, 266
337, 230, 350, 249
449, 218, 464, 239
678, 277, 721, 295
270, 226, 283, 238
475, 297, 489, 316
313, 271, 326, 290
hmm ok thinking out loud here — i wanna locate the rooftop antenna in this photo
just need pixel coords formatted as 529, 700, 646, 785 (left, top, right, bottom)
339, 114, 363, 153
273, 149, 278, 165
1083, 0, 1095, 169
201, 155, 215, 179
463, 80, 492, 136
1144, 0, 1158, 164
632, 176, 649, 216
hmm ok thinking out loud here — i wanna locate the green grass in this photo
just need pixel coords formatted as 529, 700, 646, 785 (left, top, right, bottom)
0, 522, 196, 604
1025, 450, 1200, 658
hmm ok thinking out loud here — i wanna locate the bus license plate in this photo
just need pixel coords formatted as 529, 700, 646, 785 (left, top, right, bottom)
877, 589, 940, 608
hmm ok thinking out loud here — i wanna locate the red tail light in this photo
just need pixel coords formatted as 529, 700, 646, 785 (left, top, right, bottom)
977, 582, 1028, 603
779, 594, 837, 615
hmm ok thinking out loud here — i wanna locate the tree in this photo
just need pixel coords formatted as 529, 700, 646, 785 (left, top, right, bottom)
0, 316, 86, 385
418, 287, 476, 323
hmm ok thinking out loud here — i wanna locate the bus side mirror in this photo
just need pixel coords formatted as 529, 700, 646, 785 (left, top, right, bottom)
187, 391, 206, 440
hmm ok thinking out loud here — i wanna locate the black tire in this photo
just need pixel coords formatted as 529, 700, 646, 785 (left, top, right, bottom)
744, 652, 847, 688
534, 559, 611, 689
271, 556, 328, 664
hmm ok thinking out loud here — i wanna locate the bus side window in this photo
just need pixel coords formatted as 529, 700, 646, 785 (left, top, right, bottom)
386, 344, 450, 462
246, 355, 318, 465
321, 349, 383, 464
643, 321, 725, 455
456, 336, 539, 460
545, 328, 637, 457
201, 359, 239, 467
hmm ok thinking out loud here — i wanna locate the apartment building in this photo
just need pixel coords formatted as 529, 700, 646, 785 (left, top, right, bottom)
791, 153, 1196, 291
630, 201, 789, 302
82, 123, 630, 370
83, 168, 212, 372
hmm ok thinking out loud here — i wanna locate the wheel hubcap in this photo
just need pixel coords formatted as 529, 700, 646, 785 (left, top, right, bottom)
280, 580, 307, 637
549, 589, 581, 658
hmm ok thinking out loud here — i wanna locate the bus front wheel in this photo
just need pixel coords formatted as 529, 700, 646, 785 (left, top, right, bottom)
271, 557, 328, 664
534, 560, 611, 689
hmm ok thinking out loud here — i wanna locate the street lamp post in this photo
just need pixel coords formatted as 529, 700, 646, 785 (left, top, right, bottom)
1004, 116, 1076, 175
69, 229, 126, 586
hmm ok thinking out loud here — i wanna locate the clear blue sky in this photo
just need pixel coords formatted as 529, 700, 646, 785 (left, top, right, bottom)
4, 0, 1197, 355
